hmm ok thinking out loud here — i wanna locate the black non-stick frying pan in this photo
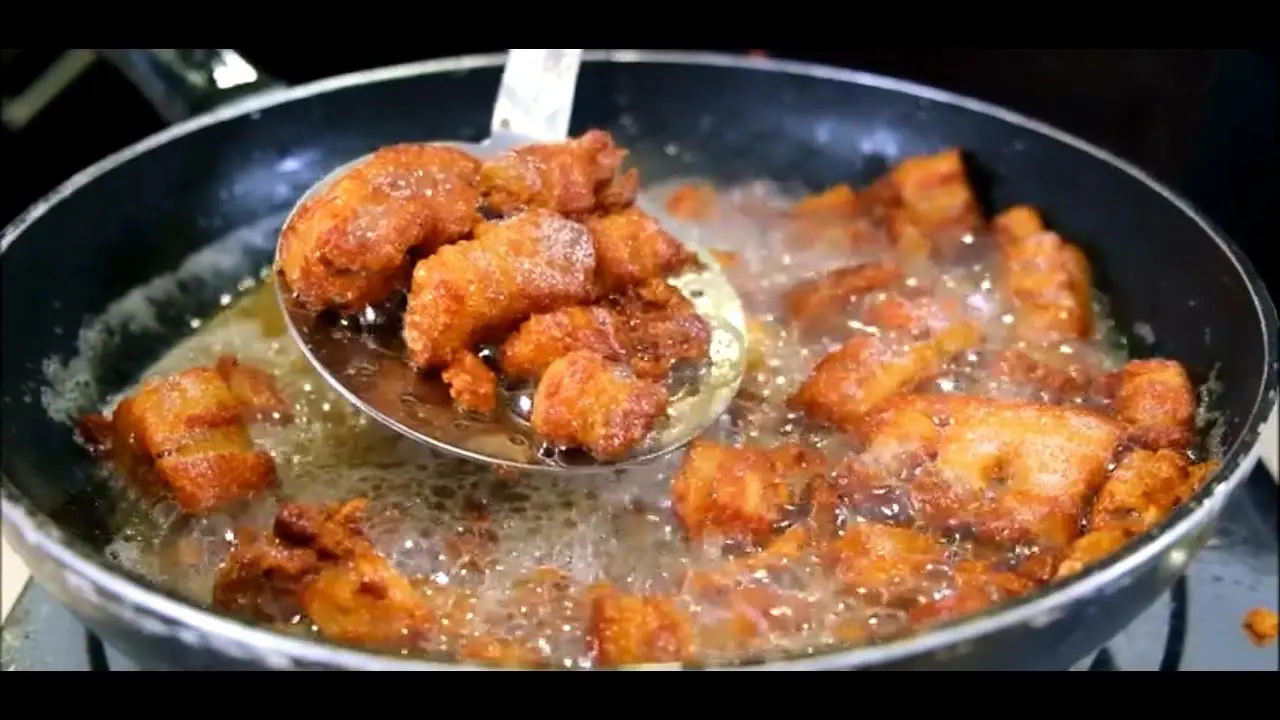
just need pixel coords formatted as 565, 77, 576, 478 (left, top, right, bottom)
1, 50, 1276, 670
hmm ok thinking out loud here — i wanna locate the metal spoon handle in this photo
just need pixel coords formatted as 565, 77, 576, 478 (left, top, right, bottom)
490, 49, 584, 142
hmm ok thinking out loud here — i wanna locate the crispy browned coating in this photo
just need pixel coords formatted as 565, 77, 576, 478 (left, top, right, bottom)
1243, 607, 1279, 647
860, 292, 966, 337
584, 206, 700, 295
478, 130, 639, 217
788, 320, 981, 432
1107, 358, 1197, 450
402, 208, 597, 370
665, 183, 717, 221
85, 365, 278, 515
1054, 449, 1215, 579
214, 355, 293, 424
983, 347, 1103, 404
586, 585, 694, 666
891, 150, 983, 236
670, 440, 827, 543
276, 144, 481, 312
878, 148, 984, 260
441, 350, 498, 416
782, 261, 904, 332
500, 278, 711, 382
1001, 229, 1094, 344
214, 499, 437, 649
823, 523, 1033, 626
846, 394, 1124, 549
992, 204, 1046, 248
530, 350, 669, 461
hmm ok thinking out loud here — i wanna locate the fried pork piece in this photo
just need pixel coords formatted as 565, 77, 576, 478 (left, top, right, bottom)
402, 208, 597, 371
82, 366, 278, 515
793, 184, 859, 217
214, 355, 293, 424
1000, 225, 1094, 344
981, 347, 1108, 404
670, 440, 827, 543
788, 319, 981, 432
583, 206, 700, 295
478, 130, 639, 217
500, 278, 711, 382
992, 205, 1046, 248
782, 261, 904, 332
440, 350, 498, 416
214, 499, 440, 650
823, 522, 1033, 627
1243, 607, 1279, 647
1054, 450, 1215, 579
276, 144, 482, 312
586, 585, 695, 667
785, 184, 870, 251
843, 394, 1124, 549
881, 149, 984, 259
530, 350, 669, 461
665, 183, 717, 221
1106, 358, 1197, 450
860, 292, 966, 337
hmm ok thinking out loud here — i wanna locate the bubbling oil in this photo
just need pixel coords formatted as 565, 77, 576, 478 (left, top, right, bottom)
101, 179, 1133, 666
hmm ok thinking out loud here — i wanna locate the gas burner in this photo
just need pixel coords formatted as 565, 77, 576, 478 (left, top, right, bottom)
4, 466, 1277, 671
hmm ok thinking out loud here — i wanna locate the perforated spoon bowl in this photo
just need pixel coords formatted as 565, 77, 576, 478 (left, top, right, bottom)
272, 49, 747, 474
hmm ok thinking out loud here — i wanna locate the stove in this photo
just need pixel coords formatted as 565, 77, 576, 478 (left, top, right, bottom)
3, 465, 1275, 671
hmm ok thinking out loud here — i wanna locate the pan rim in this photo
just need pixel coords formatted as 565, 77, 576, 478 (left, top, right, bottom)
2, 49, 1276, 671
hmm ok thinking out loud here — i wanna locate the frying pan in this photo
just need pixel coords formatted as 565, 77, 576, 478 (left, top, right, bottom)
1, 49, 1276, 671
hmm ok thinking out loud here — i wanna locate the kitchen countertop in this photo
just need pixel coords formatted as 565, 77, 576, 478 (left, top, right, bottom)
3, 408, 1277, 624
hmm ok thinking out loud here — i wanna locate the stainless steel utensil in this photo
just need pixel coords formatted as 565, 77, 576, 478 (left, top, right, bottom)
273, 49, 747, 474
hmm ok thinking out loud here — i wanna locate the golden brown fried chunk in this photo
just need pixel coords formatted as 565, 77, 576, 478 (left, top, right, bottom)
887, 148, 984, 258
1001, 229, 1094, 344
584, 206, 700, 296
530, 350, 669, 461
1089, 449, 1207, 535
992, 205, 1046, 248
1054, 450, 1216, 579
1050, 528, 1129, 580
276, 144, 482, 312
586, 585, 694, 667
500, 278, 710, 382
782, 261, 904, 332
860, 292, 965, 337
1243, 607, 1279, 647
823, 523, 1032, 624
402, 208, 597, 370
792, 184, 859, 218
867, 394, 1123, 548
94, 367, 277, 515
214, 355, 293, 424
479, 130, 638, 217
670, 440, 827, 544
214, 499, 438, 650
788, 321, 981, 432
665, 183, 717, 221
441, 350, 498, 416
1108, 358, 1197, 450
982, 348, 1102, 404
503, 305, 623, 379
